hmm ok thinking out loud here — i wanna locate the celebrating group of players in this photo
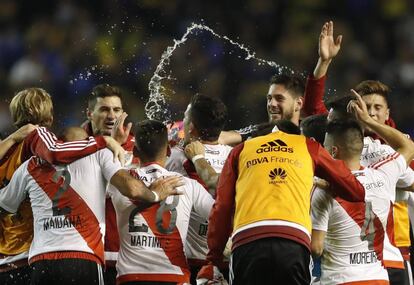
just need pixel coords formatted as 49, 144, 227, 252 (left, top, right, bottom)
0, 20, 414, 285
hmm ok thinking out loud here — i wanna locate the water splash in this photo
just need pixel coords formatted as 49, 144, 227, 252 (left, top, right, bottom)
146, 22, 297, 122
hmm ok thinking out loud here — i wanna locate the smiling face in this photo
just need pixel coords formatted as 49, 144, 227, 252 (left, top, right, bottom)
87, 96, 123, 135
267, 84, 301, 125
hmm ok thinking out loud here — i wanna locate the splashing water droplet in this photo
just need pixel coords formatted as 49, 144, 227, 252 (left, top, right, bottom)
146, 23, 300, 122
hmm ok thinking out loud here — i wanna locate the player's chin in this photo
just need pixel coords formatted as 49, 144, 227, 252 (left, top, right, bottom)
269, 113, 282, 122
101, 128, 113, 136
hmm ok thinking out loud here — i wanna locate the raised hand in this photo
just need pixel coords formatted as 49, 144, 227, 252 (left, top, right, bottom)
184, 141, 205, 160
103, 136, 126, 166
111, 112, 132, 145
319, 21, 342, 62
347, 89, 371, 123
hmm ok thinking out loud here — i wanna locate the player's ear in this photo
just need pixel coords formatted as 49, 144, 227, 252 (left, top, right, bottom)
189, 122, 198, 139
295, 97, 304, 112
86, 108, 93, 120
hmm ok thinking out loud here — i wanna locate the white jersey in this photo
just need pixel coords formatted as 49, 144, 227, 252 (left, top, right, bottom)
166, 144, 232, 263
361, 136, 414, 267
361, 136, 414, 194
166, 144, 232, 176
0, 149, 121, 265
312, 152, 407, 284
108, 163, 214, 284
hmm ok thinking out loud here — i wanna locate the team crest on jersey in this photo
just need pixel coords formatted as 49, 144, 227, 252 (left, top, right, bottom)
268, 168, 287, 184
256, 139, 293, 154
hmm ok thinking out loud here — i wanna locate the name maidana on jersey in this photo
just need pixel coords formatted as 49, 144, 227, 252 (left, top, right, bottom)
0, 149, 121, 266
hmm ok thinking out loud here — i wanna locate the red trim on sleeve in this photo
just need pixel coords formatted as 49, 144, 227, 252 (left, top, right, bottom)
303, 75, 329, 117
306, 138, 365, 202
206, 143, 244, 265
23, 127, 106, 164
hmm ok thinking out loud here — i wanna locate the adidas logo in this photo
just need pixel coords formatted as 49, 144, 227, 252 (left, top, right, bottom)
269, 168, 287, 180
256, 139, 293, 153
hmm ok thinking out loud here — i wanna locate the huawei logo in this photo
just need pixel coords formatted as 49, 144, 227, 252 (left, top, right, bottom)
269, 168, 287, 180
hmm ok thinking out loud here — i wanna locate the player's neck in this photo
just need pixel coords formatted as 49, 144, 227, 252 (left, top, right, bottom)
199, 139, 218, 145
342, 157, 361, 171
140, 156, 167, 168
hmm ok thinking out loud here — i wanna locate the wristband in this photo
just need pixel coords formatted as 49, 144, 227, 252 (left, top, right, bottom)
151, 191, 160, 202
191, 154, 205, 164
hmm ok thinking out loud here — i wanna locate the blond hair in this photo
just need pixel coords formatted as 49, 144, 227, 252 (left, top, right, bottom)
9, 88, 53, 128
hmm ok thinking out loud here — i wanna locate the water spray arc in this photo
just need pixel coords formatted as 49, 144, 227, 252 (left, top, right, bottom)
146, 22, 296, 122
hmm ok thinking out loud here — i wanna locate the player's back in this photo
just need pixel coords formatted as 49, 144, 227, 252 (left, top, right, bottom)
312, 152, 407, 284
167, 143, 232, 263
166, 144, 232, 178
312, 177, 389, 284
109, 163, 214, 284
1, 148, 120, 265
361, 136, 412, 266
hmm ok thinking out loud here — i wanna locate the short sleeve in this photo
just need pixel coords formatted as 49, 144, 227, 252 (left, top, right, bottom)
311, 187, 332, 232
396, 166, 414, 188
97, 149, 122, 182
369, 152, 407, 189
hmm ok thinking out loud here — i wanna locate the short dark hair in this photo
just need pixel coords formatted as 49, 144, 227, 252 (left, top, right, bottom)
326, 119, 364, 156
269, 74, 305, 99
300, 114, 328, 144
325, 95, 355, 121
354, 80, 390, 106
88, 84, 123, 110
189, 94, 227, 141
134, 120, 168, 162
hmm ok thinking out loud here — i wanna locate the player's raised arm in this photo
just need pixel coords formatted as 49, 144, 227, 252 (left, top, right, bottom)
314, 21, 342, 80
184, 141, 220, 194
348, 90, 414, 164
303, 21, 342, 117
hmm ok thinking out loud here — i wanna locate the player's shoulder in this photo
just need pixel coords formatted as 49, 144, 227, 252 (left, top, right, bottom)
168, 145, 186, 160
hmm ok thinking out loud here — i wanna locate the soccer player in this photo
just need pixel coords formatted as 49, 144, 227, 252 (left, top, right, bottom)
199, 112, 368, 284
83, 83, 136, 284
109, 120, 215, 284
0, 88, 119, 285
218, 73, 305, 145
304, 22, 414, 283
311, 114, 414, 284
165, 94, 232, 282
0, 126, 183, 284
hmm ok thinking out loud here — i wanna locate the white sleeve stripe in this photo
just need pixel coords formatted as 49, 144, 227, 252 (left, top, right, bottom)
37, 127, 97, 151
369, 152, 400, 169
39, 127, 97, 147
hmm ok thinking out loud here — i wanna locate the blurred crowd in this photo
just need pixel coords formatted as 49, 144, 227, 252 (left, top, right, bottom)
1, 0, 414, 137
